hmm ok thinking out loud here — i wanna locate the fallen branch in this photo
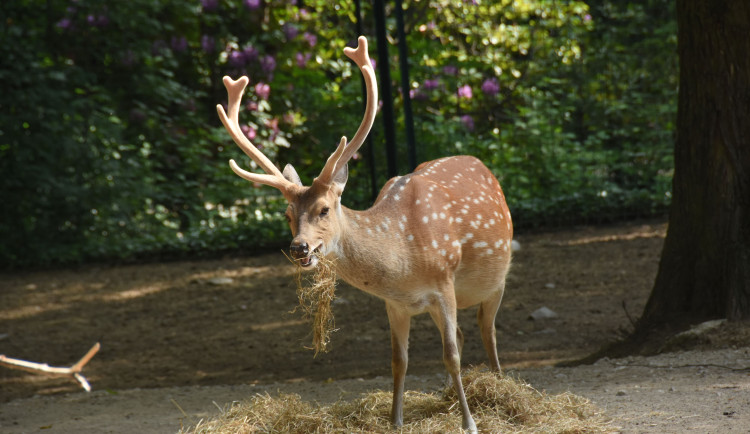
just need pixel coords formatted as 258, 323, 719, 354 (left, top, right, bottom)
0, 342, 100, 392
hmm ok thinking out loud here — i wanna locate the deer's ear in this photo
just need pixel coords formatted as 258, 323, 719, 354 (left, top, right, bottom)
331, 164, 348, 196
283, 164, 303, 186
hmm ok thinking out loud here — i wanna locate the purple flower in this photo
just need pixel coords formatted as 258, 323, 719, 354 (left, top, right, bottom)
56, 18, 73, 30
460, 114, 474, 131
584, 14, 592, 22
283, 23, 298, 41
228, 50, 246, 67
201, 0, 219, 11
87, 14, 109, 27
303, 32, 317, 47
423, 79, 440, 91
201, 35, 215, 53
170, 36, 188, 53
443, 65, 458, 76
481, 78, 500, 96
243, 45, 258, 62
266, 117, 279, 133
457, 84, 473, 99
244, 0, 261, 10
241, 125, 257, 140
295, 52, 311, 67
260, 55, 276, 75
409, 88, 427, 101
246, 101, 258, 111
255, 82, 270, 100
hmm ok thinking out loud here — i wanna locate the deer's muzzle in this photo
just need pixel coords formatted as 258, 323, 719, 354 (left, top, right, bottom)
290, 240, 320, 268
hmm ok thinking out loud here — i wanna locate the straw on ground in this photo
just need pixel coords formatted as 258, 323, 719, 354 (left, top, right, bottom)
184, 366, 615, 433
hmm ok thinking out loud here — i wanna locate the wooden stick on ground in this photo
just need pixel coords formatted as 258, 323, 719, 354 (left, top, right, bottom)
0, 342, 101, 392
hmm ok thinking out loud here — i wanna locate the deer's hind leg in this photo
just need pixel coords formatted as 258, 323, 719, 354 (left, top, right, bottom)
428, 285, 478, 434
477, 286, 505, 372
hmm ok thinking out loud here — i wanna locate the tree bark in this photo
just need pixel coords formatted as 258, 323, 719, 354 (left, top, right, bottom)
639, 0, 750, 326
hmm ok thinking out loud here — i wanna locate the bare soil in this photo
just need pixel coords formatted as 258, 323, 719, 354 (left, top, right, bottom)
1, 219, 749, 433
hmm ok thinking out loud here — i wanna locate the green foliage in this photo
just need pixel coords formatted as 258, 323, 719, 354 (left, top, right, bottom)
0, 0, 676, 267
400, 0, 676, 225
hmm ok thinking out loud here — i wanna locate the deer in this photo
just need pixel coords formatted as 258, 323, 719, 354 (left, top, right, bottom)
216, 36, 512, 433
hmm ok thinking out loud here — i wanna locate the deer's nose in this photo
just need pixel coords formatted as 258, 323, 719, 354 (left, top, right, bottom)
290, 241, 309, 259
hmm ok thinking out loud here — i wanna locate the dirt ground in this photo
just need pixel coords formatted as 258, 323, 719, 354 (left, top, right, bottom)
1, 219, 749, 432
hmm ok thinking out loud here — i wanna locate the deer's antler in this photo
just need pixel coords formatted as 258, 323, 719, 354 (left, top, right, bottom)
316, 36, 378, 186
216, 76, 297, 194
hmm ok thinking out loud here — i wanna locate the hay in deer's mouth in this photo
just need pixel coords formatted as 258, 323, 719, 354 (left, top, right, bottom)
288, 251, 338, 356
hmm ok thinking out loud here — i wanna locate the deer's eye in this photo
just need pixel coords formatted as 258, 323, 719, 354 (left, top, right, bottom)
320, 207, 330, 217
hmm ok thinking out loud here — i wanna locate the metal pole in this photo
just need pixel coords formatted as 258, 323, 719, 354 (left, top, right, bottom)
373, 0, 398, 178
354, 0, 379, 201
395, 0, 417, 171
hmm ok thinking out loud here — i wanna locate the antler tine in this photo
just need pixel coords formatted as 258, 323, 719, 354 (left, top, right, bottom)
315, 136, 349, 185
217, 76, 293, 192
317, 36, 378, 185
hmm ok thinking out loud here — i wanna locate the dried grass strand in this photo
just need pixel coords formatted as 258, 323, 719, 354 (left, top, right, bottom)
284, 251, 338, 356
183, 366, 615, 433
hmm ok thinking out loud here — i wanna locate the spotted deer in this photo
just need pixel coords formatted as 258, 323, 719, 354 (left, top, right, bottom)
217, 36, 512, 433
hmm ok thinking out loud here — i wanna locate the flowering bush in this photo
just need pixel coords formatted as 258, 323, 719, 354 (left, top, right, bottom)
0, 0, 676, 266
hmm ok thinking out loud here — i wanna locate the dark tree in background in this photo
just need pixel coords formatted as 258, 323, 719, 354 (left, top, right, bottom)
638, 0, 750, 328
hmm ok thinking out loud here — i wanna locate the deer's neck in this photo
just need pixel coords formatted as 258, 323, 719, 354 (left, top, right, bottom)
329, 206, 410, 294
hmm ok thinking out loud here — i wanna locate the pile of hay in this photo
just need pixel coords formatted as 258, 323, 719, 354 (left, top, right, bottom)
290, 253, 338, 356
184, 367, 614, 433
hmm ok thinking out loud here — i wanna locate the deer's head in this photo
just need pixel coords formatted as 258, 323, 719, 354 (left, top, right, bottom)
217, 37, 377, 269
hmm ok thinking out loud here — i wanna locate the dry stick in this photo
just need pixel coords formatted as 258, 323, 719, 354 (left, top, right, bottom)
0, 342, 101, 392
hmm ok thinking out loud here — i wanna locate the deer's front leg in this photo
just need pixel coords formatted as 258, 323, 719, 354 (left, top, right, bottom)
385, 302, 411, 427
429, 293, 478, 434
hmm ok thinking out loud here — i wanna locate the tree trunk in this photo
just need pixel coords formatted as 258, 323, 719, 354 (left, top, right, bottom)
639, 0, 750, 326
